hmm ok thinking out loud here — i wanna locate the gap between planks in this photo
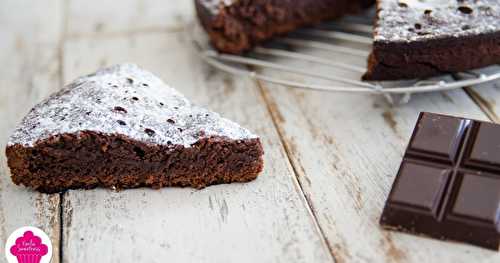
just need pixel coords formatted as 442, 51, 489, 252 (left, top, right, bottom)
255, 79, 338, 263
58, 0, 70, 262
65, 26, 186, 40
463, 87, 500, 122
452, 72, 500, 122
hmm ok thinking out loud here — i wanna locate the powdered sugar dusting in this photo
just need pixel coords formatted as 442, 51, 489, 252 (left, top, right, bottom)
198, 0, 236, 15
375, 0, 500, 42
8, 64, 258, 147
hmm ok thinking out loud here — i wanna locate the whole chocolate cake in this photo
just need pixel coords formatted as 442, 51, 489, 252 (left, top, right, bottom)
6, 64, 264, 193
364, 0, 500, 80
196, 0, 374, 54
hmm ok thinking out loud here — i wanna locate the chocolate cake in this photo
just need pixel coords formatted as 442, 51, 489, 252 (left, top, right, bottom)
198, 0, 500, 81
6, 64, 264, 193
363, 0, 500, 80
196, 0, 374, 54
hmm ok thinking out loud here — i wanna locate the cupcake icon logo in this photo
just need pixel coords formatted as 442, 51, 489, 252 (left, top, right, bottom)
5, 226, 52, 263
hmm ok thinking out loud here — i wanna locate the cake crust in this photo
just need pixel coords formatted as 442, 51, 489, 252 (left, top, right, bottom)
6, 64, 264, 193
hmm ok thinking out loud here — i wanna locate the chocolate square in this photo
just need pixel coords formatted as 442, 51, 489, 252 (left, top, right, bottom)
466, 122, 500, 169
380, 112, 500, 250
451, 173, 500, 224
390, 161, 450, 217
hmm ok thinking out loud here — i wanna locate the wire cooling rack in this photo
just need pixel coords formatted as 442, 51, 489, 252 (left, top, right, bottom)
191, 14, 500, 104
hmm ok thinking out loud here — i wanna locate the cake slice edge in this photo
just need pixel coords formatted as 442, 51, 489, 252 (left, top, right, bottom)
6, 131, 264, 193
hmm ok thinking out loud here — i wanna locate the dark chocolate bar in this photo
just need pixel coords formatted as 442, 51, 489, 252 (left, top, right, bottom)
380, 112, 500, 250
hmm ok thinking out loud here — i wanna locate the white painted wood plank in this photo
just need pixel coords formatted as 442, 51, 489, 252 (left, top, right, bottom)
61, 30, 334, 262
0, 0, 63, 261
66, 0, 194, 36
256, 44, 500, 262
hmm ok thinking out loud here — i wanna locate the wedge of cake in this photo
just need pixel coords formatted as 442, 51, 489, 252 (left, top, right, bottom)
6, 64, 264, 193
196, 0, 374, 54
363, 0, 500, 80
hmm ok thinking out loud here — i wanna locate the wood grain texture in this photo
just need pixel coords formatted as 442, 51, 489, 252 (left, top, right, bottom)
60, 22, 333, 263
255, 43, 500, 262
0, 1, 63, 262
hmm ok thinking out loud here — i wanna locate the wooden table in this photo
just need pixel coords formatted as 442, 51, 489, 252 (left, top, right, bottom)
1, 1, 499, 262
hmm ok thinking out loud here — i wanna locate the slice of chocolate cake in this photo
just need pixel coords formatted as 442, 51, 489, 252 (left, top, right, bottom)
6, 64, 264, 193
196, 0, 374, 54
364, 0, 500, 80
